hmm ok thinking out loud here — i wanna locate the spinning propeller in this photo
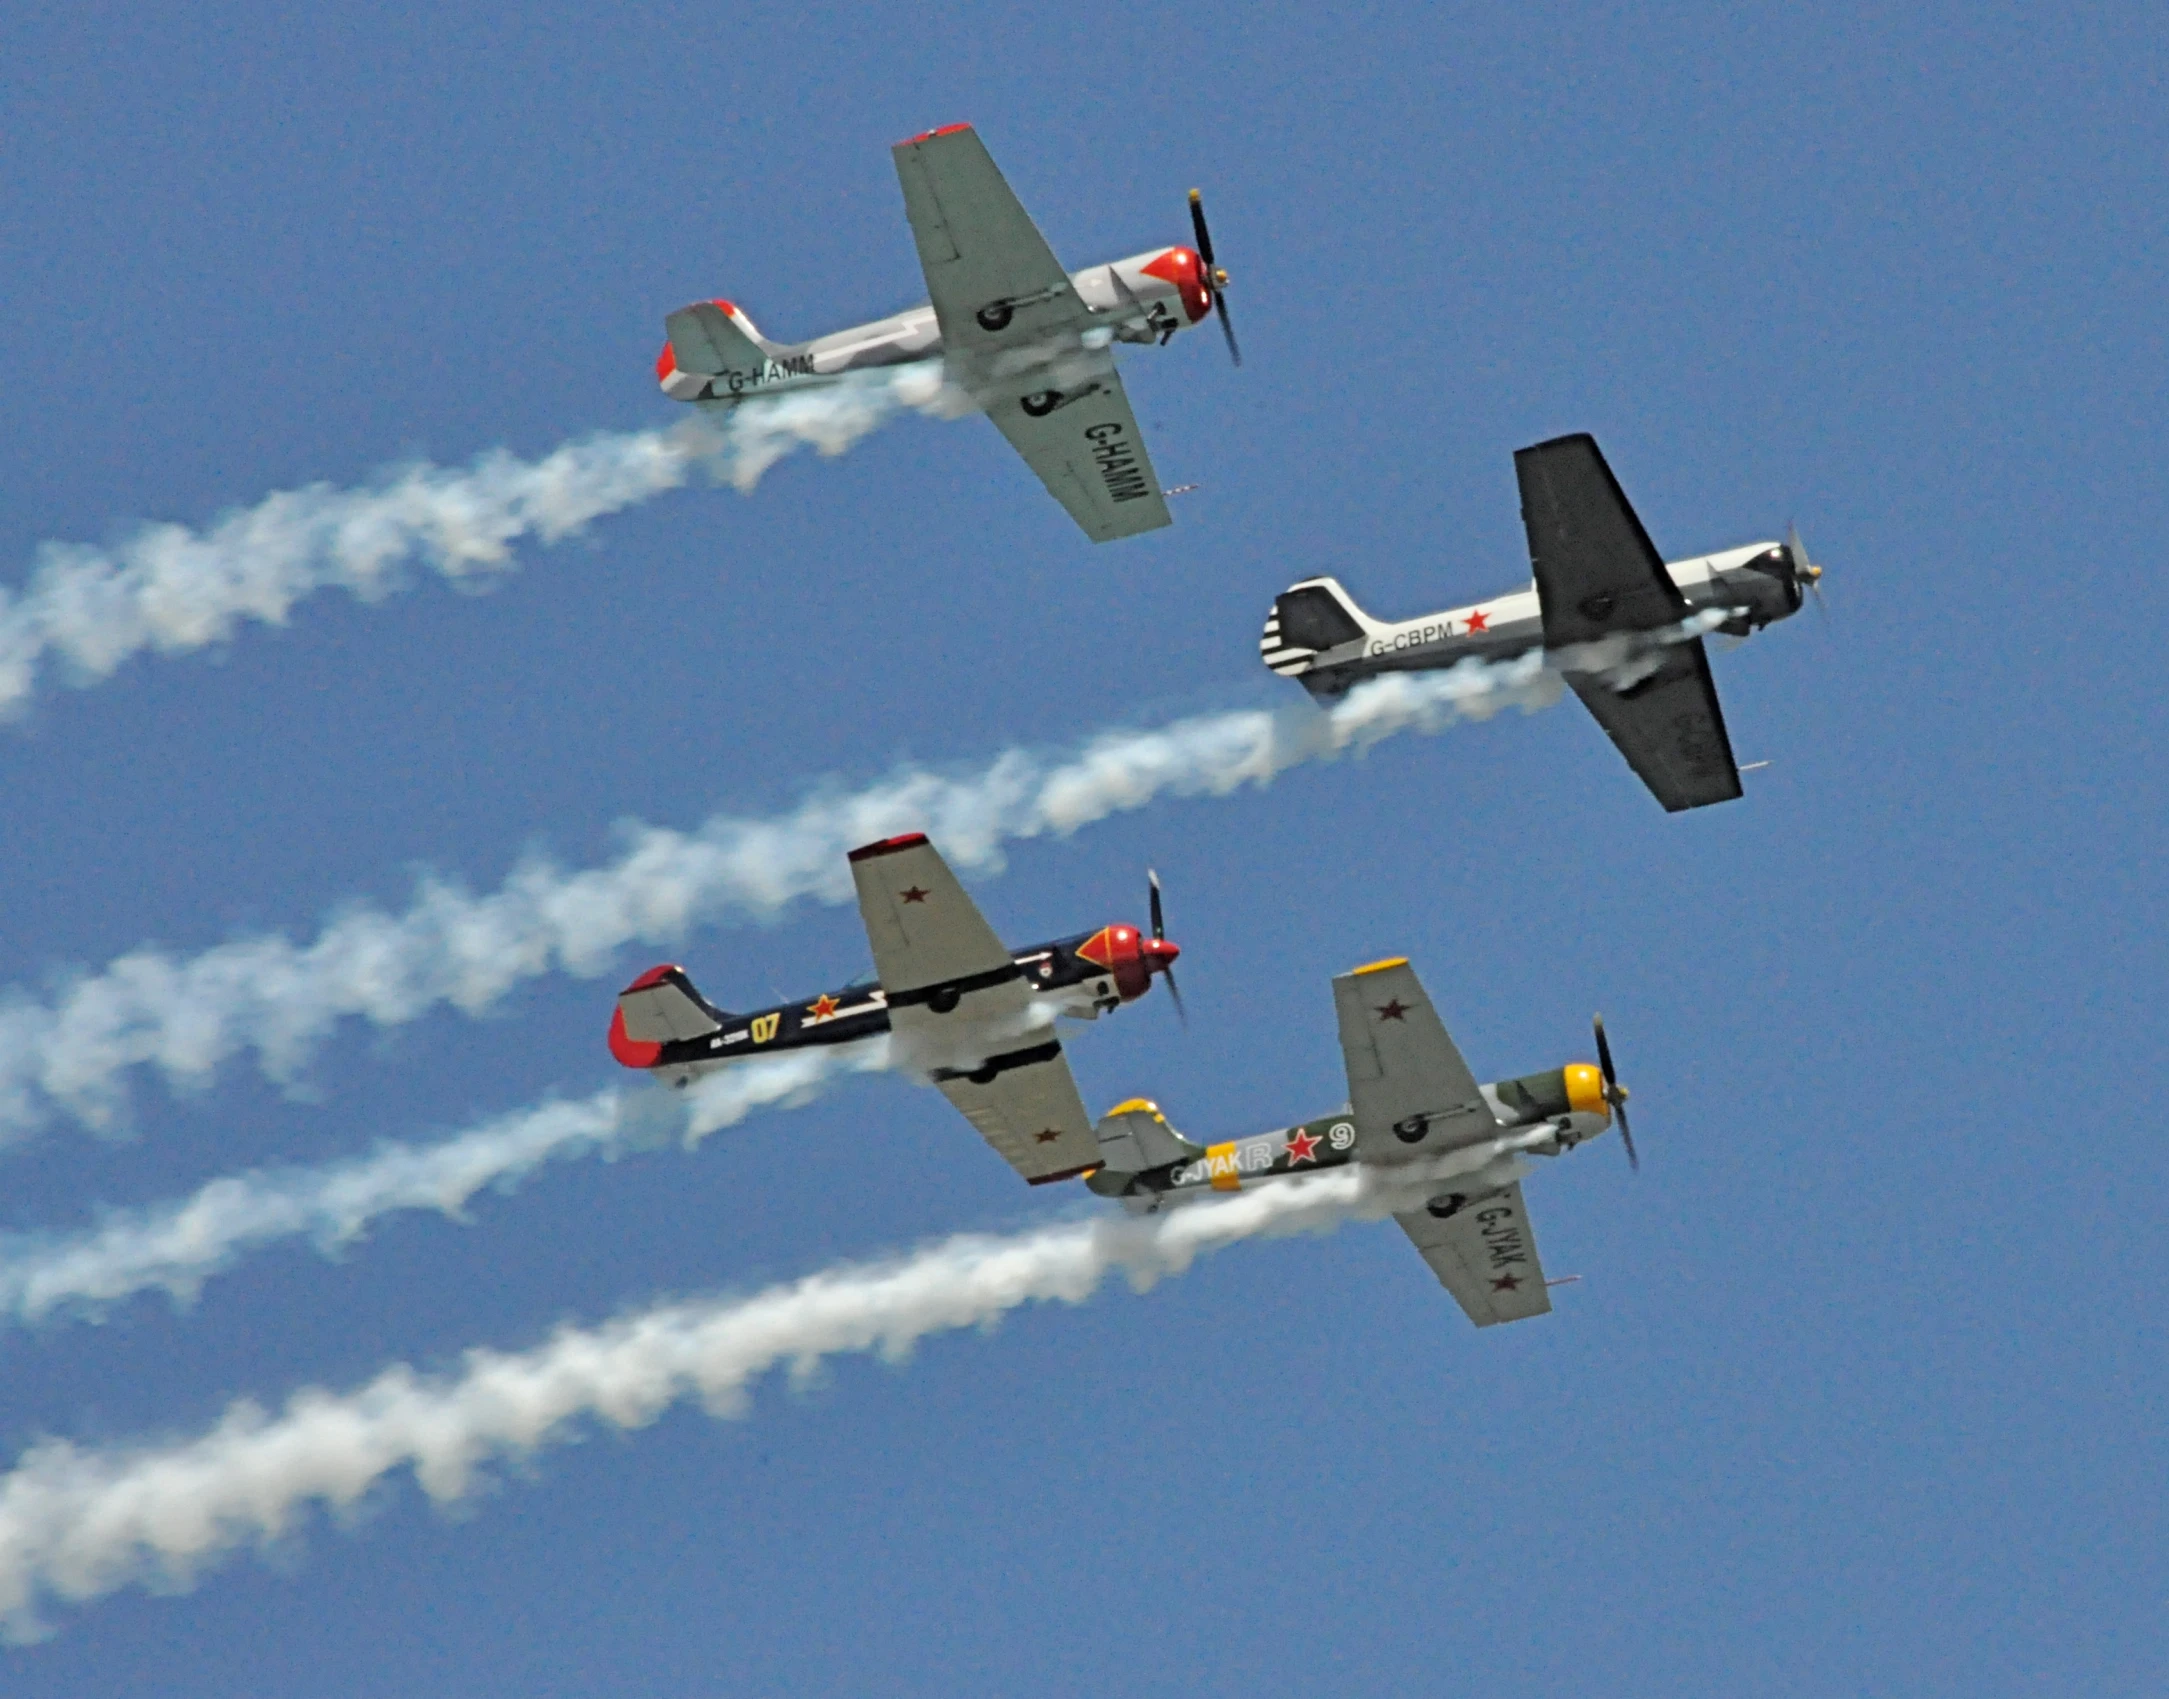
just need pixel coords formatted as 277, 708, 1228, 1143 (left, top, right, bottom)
1148, 869, 1186, 1025
1187, 189, 1242, 367
1785, 521, 1827, 618
1592, 1014, 1637, 1171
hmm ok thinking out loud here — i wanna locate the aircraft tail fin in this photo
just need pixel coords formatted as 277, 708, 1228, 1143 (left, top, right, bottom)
609, 964, 733, 1069
1260, 576, 1379, 684
1090, 1098, 1206, 1174
657, 299, 796, 398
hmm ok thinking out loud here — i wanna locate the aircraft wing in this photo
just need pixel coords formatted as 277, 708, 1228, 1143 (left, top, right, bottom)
1517, 433, 1688, 643
932, 1041, 1101, 1185
851, 832, 1015, 994
1394, 1182, 1554, 1327
892, 125, 1171, 543
1331, 958, 1498, 1166
848, 832, 1099, 1185
1516, 433, 1742, 811
892, 124, 1086, 358
985, 362, 1172, 542
1566, 650, 1742, 812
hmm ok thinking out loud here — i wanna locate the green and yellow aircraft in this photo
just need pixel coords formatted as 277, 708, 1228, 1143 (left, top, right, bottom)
1087, 956, 1637, 1327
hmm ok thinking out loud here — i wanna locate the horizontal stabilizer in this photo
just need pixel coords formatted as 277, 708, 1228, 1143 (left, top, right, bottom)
1093, 1098, 1205, 1173
609, 964, 729, 1069
664, 301, 768, 376
1261, 577, 1376, 678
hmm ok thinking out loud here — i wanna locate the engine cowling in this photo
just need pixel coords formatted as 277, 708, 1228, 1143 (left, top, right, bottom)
1072, 247, 1214, 329
1490, 1064, 1612, 1126
1075, 923, 1179, 1001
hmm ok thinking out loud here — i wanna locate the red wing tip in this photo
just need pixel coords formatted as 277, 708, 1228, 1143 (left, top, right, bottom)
897, 122, 973, 146
623, 964, 682, 993
711, 298, 737, 316
847, 832, 930, 862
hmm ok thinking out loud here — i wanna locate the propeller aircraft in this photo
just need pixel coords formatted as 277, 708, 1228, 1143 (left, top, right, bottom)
609, 835, 1181, 1185
1260, 432, 1825, 811
1087, 957, 1636, 1327
656, 123, 1240, 544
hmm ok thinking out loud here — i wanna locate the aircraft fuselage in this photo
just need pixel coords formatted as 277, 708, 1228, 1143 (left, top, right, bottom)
1264, 542, 1807, 697
611, 921, 1172, 1083
1086, 1064, 1615, 1210
655, 247, 1213, 407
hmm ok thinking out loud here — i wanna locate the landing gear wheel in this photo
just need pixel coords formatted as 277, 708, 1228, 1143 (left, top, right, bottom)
1019, 391, 1061, 418
926, 987, 961, 1015
975, 302, 1014, 332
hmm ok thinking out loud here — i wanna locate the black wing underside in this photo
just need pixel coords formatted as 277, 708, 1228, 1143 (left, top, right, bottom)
1517, 433, 1742, 812
1567, 648, 1742, 812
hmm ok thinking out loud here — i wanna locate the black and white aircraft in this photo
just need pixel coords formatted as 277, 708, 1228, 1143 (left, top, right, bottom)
609, 834, 1181, 1186
1087, 956, 1637, 1327
1261, 433, 1825, 811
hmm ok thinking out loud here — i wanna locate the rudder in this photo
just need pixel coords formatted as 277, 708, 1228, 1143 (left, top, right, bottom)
1091, 1098, 1205, 1174
1260, 576, 1378, 681
657, 300, 797, 399
609, 964, 733, 1069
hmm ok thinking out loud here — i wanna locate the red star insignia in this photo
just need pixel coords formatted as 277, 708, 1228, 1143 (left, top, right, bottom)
807, 993, 839, 1020
1375, 999, 1408, 1021
1490, 1272, 1521, 1292
900, 886, 930, 904
1285, 1128, 1322, 1165
1034, 1128, 1063, 1144
1464, 607, 1489, 633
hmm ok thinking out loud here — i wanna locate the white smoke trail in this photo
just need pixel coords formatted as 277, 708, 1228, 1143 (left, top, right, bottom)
0, 656, 1569, 1140
0, 1168, 1381, 1640
0, 1043, 886, 1329
0, 365, 947, 720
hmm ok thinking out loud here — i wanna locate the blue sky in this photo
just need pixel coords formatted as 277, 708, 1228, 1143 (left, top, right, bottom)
2, 1, 2163, 1692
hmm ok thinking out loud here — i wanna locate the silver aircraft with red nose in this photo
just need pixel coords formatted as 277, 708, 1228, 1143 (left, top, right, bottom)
610, 834, 1181, 1187
655, 123, 1239, 543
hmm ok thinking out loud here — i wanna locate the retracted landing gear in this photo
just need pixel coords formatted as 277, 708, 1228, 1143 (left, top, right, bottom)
1019, 383, 1104, 419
